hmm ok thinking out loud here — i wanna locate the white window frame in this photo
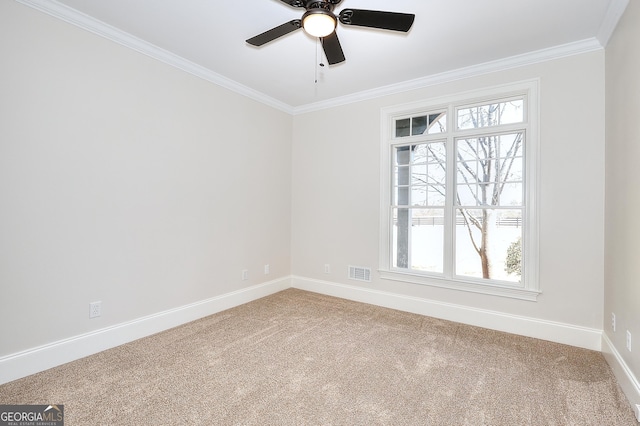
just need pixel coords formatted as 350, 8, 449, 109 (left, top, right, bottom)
379, 80, 540, 301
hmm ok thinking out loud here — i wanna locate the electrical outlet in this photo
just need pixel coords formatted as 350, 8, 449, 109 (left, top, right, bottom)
264, 264, 270, 275
611, 313, 616, 332
89, 301, 101, 319
241, 269, 249, 281
324, 264, 331, 274
626, 330, 632, 352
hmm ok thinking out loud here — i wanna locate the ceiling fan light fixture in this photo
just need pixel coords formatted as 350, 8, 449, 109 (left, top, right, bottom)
302, 9, 337, 38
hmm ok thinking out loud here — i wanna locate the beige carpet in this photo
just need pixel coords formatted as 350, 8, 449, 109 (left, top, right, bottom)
0, 289, 636, 425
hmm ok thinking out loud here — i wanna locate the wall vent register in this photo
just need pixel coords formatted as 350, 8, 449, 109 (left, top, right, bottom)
349, 265, 372, 282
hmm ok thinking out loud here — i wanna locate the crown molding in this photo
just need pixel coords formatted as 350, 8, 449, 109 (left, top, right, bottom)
14, 0, 295, 115
16, 0, 617, 116
293, 38, 603, 114
597, 0, 629, 47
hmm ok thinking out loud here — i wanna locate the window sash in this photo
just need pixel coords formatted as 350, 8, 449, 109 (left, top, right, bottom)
456, 97, 525, 130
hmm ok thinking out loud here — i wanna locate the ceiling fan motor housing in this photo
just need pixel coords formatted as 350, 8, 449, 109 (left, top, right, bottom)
302, 0, 342, 9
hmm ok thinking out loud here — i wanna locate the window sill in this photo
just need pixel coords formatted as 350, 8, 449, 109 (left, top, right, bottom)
378, 269, 540, 301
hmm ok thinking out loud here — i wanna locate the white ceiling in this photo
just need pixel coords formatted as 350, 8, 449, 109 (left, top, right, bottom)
21, 0, 627, 112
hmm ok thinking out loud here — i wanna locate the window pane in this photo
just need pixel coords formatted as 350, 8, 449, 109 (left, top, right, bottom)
457, 183, 477, 206
427, 164, 446, 185
457, 139, 478, 162
499, 183, 523, 206
392, 208, 444, 273
457, 160, 478, 186
479, 183, 496, 204
394, 186, 409, 206
412, 144, 428, 164
501, 158, 523, 182
457, 99, 524, 129
395, 146, 411, 166
428, 113, 447, 134
455, 209, 522, 282
411, 187, 427, 206
500, 100, 524, 125
411, 164, 427, 185
427, 142, 446, 161
427, 187, 446, 206
394, 165, 409, 182
412, 116, 428, 135
413, 142, 446, 164
395, 118, 410, 137
499, 132, 524, 158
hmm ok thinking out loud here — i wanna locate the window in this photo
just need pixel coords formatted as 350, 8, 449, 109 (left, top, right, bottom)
379, 81, 539, 300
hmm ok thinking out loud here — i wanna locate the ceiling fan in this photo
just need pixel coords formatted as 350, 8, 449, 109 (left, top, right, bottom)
246, 0, 415, 65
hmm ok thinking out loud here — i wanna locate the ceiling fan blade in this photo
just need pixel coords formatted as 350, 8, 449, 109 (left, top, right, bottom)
246, 20, 302, 46
278, 0, 305, 7
339, 9, 415, 32
321, 32, 345, 65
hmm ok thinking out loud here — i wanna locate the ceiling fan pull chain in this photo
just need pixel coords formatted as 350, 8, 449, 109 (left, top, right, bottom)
318, 38, 325, 67
315, 38, 319, 83
315, 38, 326, 84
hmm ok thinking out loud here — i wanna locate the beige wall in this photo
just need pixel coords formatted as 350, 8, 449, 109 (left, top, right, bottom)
3, 0, 632, 401
605, 0, 640, 403
0, 1, 292, 357
292, 51, 606, 329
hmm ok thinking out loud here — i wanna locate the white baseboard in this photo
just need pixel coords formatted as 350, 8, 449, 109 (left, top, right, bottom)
0, 277, 290, 385
291, 276, 602, 351
0, 275, 608, 387
602, 333, 640, 418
